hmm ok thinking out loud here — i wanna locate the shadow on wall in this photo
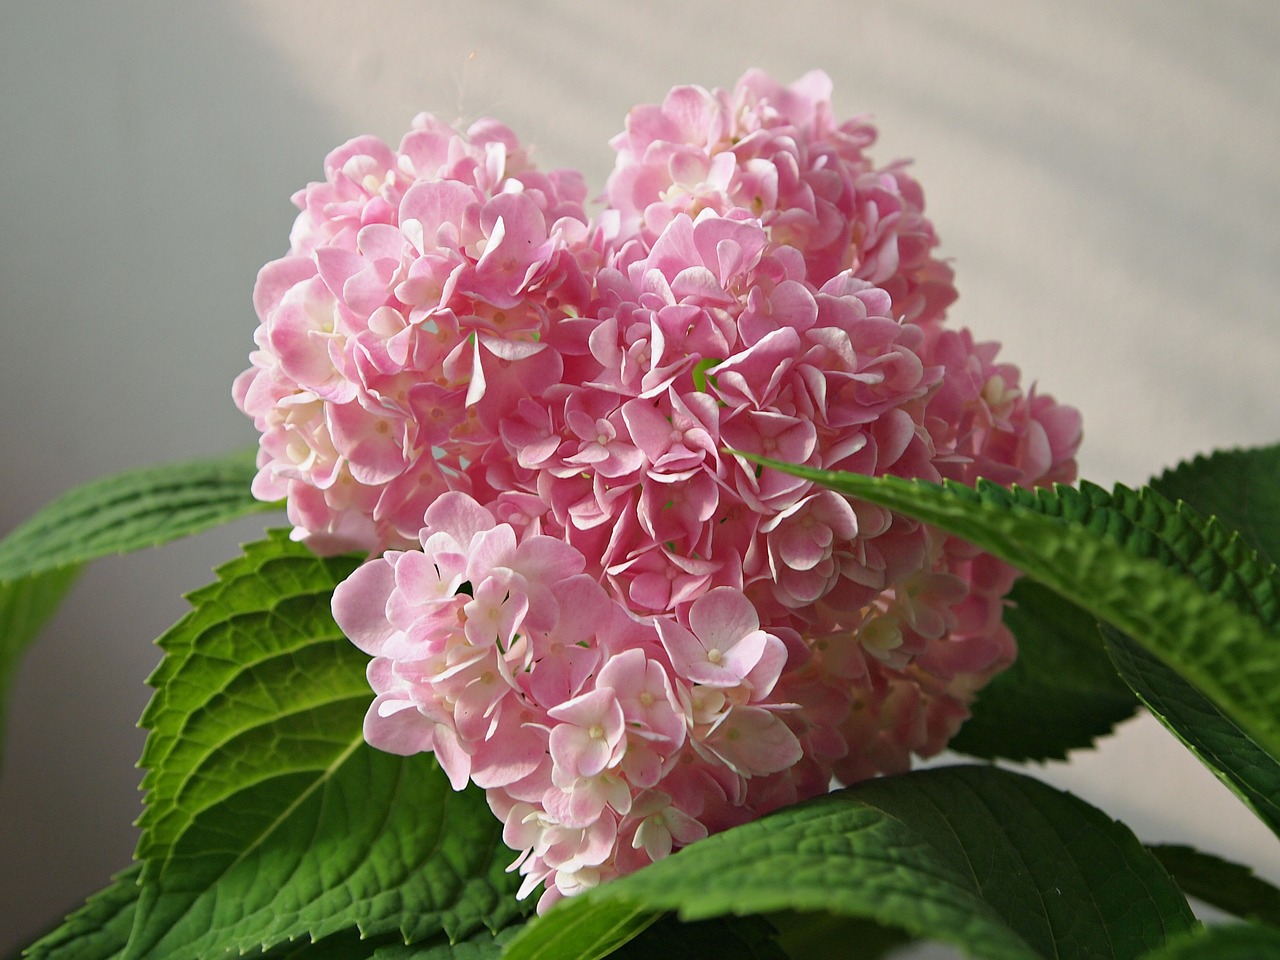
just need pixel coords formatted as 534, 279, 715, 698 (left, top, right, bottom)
0, 4, 343, 953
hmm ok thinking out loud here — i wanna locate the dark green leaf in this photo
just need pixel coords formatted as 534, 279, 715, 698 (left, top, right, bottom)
127, 533, 526, 960
1105, 627, 1280, 838
504, 765, 1195, 960
950, 579, 1137, 761
1152, 443, 1280, 568
366, 925, 519, 959
1148, 844, 1280, 927
611, 914, 787, 960
740, 461, 1280, 793
766, 911, 914, 960
256, 930, 406, 960
272, 924, 519, 959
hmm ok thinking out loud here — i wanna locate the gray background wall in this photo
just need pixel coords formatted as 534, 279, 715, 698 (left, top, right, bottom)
2, 2, 1278, 954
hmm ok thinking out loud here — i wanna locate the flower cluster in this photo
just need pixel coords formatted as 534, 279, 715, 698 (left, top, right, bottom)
236, 70, 1082, 910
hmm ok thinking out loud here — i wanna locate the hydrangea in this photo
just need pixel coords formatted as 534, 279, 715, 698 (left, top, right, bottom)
238, 70, 1082, 910
233, 114, 601, 554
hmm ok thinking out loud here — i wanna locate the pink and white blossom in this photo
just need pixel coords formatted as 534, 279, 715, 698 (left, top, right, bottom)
241, 71, 1084, 910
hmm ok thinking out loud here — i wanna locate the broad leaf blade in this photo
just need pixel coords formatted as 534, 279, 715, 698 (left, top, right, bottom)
23, 883, 509, 960
0, 449, 272, 581
505, 765, 1195, 960
1148, 844, 1280, 927
500, 899, 658, 960
128, 533, 525, 960
1153, 443, 1280, 568
746, 462, 1280, 786
128, 751, 523, 959
135, 532, 367, 867
1105, 626, 1280, 838
950, 580, 1137, 761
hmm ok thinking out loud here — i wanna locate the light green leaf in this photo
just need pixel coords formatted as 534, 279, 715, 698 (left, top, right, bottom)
742, 460, 1280, 789
1148, 844, 1280, 927
1152, 443, 1280, 568
949, 579, 1137, 761
504, 765, 1195, 960
126, 532, 526, 960
501, 898, 658, 960
135, 532, 367, 868
0, 449, 272, 582
1136, 923, 1280, 959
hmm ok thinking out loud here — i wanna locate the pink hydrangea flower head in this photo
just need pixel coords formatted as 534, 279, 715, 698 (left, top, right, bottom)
235, 114, 600, 554
332, 493, 820, 907
244, 74, 1092, 910
606, 69, 958, 325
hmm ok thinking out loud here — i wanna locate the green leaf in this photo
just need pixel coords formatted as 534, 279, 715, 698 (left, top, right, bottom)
949, 579, 1138, 761
1152, 443, 1280, 568
367, 926, 519, 960
1136, 923, 1280, 959
766, 912, 913, 960
23, 883, 511, 960
1104, 627, 1280, 838
0, 565, 81, 726
250, 924, 520, 959
0, 449, 273, 582
501, 898, 659, 960
741, 460, 1280, 787
127, 532, 526, 960
504, 765, 1195, 960
23, 865, 142, 960
1148, 844, 1280, 927
135, 532, 367, 868
1125, 444, 1280, 835
0, 449, 275, 757
21, 877, 515, 960
610, 915, 787, 959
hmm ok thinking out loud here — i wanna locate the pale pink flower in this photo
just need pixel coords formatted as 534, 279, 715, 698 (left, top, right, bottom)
235, 114, 599, 554
271, 75, 1089, 910
657, 588, 782, 689
606, 69, 957, 323
629, 789, 709, 861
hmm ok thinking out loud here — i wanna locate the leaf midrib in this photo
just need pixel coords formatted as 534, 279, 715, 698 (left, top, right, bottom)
152, 732, 363, 888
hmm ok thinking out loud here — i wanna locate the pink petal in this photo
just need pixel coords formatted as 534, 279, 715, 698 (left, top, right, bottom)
332, 559, 396, 654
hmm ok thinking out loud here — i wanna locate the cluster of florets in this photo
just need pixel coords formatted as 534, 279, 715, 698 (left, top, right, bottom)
236, 70, 1081, 910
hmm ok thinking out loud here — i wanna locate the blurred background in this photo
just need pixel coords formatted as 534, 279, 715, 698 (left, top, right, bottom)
1, 2, 1277, 955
